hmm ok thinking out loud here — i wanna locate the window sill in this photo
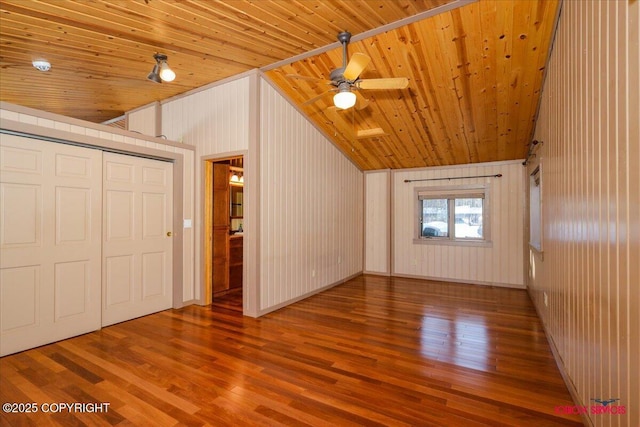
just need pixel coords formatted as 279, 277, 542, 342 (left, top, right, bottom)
413, 238, 493, 248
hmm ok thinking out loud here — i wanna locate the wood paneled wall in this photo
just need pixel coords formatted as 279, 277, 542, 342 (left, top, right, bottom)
387, 160, 525, 287
152, 73, 363, 314
364, 170, 390, 275
126, 102, 159, 137
0, 103, 196, 304
259, 81, 363, 311
161, 77, 251, 154
528, 1, 639, 426
159, 76, 252, 305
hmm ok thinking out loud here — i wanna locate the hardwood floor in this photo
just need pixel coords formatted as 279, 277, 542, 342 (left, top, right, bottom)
0, 275, 583, 426
212, 288, 243, 313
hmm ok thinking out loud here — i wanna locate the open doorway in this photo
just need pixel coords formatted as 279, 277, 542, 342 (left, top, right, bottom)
203, 156, 244, 313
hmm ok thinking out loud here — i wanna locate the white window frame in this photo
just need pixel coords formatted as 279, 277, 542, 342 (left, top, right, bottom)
413, 184, 492, 247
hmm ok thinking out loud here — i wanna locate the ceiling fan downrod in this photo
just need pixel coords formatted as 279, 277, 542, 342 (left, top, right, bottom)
337, 31, 352, 77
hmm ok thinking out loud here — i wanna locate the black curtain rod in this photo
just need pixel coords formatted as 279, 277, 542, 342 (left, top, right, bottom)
404, 173, 502, 183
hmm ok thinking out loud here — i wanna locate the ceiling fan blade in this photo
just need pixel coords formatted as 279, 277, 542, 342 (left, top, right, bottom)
356, 128, 386, 139
326, 106, 386, 140
357, 77, 409, 90
343, 53, 371, 81
325, 106, 356, 139
286, 74, 332, 85
354, 90, 370, 110
302, 89, 335, 106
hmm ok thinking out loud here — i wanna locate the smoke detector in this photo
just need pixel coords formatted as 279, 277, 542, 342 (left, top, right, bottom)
32, 60, 51, 72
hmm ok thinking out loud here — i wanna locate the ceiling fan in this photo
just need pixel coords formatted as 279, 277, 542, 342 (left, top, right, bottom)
287, 31, 409, 110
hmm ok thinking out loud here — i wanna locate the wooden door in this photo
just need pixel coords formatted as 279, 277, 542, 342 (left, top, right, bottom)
0, 135, 102, 356
212, 163, 229, 294
102, 152, 173, 326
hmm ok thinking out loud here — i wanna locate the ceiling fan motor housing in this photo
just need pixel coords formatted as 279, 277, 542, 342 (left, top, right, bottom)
330, 67, 347, 83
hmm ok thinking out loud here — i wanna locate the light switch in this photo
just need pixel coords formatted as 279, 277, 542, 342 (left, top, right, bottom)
183, 219, 192, 228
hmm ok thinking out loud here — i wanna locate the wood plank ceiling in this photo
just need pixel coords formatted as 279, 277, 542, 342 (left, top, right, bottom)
0, 0, 560, 170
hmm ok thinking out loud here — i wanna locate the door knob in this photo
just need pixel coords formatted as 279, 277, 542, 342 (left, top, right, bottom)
166, 231, 172, 237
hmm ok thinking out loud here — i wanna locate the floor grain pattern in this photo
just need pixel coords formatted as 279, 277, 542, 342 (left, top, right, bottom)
0, 275, 583, 426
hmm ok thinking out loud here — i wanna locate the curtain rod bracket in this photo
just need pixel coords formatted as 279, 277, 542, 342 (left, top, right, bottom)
523, 140, 543, 165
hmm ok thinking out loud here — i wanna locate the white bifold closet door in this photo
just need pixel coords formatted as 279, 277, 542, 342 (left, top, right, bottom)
102, 152, 173, 327
0, 135, 102, 356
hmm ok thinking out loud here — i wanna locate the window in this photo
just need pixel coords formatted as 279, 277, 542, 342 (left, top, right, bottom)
415, 185, 490, 245
529, 166, 542, 251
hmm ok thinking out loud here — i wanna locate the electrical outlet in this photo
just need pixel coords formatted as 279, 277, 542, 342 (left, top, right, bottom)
311, 270, 316, 278
337, 256, 342, 264
544, 292, 548, 307
411, 259, 417, 266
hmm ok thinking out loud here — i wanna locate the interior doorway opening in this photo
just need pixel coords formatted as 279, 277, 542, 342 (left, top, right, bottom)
203, 156, 244, 313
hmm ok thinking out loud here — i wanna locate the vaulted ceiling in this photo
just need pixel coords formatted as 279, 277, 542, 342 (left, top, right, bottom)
0, 0, 560, 170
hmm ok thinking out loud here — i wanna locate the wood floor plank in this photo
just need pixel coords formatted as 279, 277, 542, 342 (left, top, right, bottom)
0, 275, 583, 426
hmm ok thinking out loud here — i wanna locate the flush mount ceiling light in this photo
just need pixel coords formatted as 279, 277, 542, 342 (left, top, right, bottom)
333, 82, 356, 110
147, 53, 175, 83
32, 60, 51, 72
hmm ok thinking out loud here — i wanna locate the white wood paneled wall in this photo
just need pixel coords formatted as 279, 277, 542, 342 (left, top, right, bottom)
126, 102, 158, 137
259, 81, 363, 311
529, 1, 639, 426
159, 76, 251, 303
391, 161, 525, 288
364, 170, 390, 275
0, 103, 196, 303
161, 77, 250, 153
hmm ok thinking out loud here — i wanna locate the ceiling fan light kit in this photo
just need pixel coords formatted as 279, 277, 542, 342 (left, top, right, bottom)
147, 53, 175, 83
334, 83, 357, 109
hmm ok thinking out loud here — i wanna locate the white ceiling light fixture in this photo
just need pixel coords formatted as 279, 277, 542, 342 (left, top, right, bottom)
333, 82, 356, 110
147, 53, 175, 83
230, 167, 244, 185
32, 60, 51, 72
159, 61, 175, 82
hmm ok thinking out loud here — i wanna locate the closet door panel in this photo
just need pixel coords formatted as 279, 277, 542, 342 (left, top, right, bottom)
0, 135, 102, 356
102, 152, 173, 326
